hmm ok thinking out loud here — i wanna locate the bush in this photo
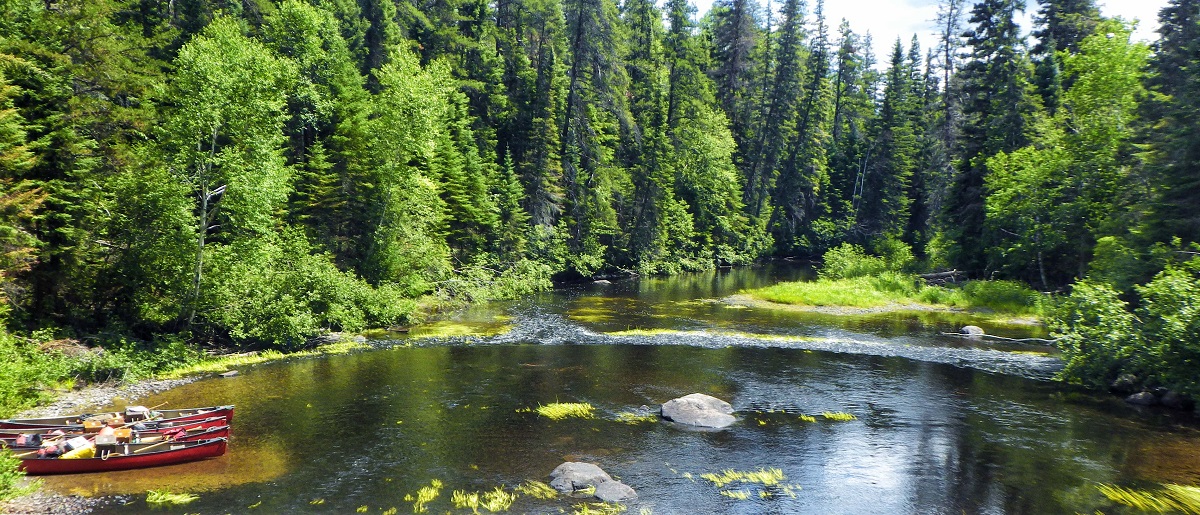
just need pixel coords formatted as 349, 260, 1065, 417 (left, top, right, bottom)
0, 448, 38, 501
1053, 258, 1200, 397
961, 280, 1043, 315
1050, 280, 1138, 389
818, 244, 890, 280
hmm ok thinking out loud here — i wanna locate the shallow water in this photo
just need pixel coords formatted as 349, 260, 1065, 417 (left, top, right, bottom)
48, 265, 1199, 514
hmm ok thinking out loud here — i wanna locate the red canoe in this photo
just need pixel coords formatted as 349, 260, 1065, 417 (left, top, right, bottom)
1, 424, 230, 449
16, 438, 228, 475
0, 405, 234, 430
0, 415, 231, 440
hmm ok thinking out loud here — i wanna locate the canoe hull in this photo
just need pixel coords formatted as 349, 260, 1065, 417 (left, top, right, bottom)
17, 438, 228, 475
0, 406, 234, 431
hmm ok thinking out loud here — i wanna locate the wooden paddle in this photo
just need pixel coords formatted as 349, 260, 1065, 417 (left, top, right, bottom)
131, 439, 173, 454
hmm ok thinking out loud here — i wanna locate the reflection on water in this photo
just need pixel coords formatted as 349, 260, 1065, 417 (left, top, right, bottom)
54, 265, 1197, 514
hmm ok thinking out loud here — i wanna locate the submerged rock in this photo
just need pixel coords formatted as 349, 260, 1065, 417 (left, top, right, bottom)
661, 393, 736, 428
593, 480, 638, 502
1125, 392, 1158, 406
550, 462, 612, 493
960, 326, 985, 338
549, 462, 637, 502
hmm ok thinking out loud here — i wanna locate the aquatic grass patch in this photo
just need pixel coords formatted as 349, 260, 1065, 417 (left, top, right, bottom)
572, 502, 627, 514
404, 479, 444, 513
616, 411, 658, 424
821, 411, 857, 421
146, 489, 199, 506
700, 468, 786, 488
719, 489, 751, 500
798, 414, 817, 423
452, 487, 516, 513
406, 320, 513, 339
750, 275, 912, 308
1097, 483, 1200, 514
515, 480, 558, 500
531, 402, 596, 420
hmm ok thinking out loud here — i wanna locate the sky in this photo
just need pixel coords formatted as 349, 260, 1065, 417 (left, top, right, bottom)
690, 0, 1168, 68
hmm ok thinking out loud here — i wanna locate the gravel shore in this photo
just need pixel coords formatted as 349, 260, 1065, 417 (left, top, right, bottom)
2, 376, 202, 514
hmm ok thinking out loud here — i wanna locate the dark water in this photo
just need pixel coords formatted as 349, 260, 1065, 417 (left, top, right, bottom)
52, 265, 1200, 514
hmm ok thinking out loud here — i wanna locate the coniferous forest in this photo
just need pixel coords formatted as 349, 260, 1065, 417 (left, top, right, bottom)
0, 0, 1198, 411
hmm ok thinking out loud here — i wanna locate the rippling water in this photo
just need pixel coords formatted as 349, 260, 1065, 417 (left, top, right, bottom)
51, 266, 1199, 514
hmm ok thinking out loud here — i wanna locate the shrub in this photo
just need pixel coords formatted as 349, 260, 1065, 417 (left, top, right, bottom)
961, 280, 1043, 315
0, 448, 38, 501
818, 244, 890, 280
1050, 280, 1138, 389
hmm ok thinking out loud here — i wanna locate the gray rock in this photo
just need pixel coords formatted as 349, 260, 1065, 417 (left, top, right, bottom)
1110, 373, 1139, 394
661, 393, 736, 428
593, 279, 612, 285
960, 326, 985, 338
550, 462, 613, 493
218, 370, 238, 378
593, 480, 638, 502
1125, 392, 1158, 406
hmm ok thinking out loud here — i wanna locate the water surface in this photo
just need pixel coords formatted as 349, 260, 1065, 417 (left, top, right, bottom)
48, 266, 1198, 514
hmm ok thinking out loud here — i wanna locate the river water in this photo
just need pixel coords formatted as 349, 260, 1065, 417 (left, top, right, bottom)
48, 265, 1200, 514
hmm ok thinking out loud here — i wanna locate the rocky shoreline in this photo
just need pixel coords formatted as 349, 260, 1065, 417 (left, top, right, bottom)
2, 376, 202, 514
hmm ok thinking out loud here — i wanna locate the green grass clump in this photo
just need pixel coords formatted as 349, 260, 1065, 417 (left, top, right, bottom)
146, 489, 199, 506
404, 479, 443, 513
452, 487, 516, 513
719, 489, 751, 500
821, 411, 857, 421
534, 402, 595, 420
572, 502, 627, 515
515, 480, 558, 500
701, 468, 786, 488
0, 450, 38, 501
1097, 483, 1200, 514
616, 411, 658, 424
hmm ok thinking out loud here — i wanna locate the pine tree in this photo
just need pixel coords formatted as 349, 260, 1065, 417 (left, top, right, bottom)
944, 0, 1039, 275
1145, 0, 1200, 245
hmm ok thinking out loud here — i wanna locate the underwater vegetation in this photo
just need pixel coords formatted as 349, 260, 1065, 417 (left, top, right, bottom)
404, 479, 444, 513
616, 411, 659, 424
821, 411, 857, 421
521, 402, 596, 420
571, 502, 629, 514
701, 468, 786, 488
515, 480, 558, 500
451, 487, 517, 513
145, 489, 198, 506
1097, 483, 1200, 514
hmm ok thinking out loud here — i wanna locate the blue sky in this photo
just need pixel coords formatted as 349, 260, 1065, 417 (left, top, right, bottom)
690, 0, 1166, 68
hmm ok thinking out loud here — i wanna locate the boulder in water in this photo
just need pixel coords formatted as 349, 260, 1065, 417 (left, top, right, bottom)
661, 393, 736, 428
960, 326, 985, 338
1125, 392, 1158, 406
549, 462, 636, 502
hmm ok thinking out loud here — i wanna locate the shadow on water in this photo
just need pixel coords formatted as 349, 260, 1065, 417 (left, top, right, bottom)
54, 265, 1199, 514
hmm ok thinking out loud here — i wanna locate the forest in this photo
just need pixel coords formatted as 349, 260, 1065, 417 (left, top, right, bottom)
0, 0, 1197, 413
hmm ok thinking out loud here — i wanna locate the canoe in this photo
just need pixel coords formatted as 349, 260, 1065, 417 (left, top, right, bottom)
1, 424, 230, 449
14, 438, 228, 475
0, 415, 231, 439
0, 405, 235, 430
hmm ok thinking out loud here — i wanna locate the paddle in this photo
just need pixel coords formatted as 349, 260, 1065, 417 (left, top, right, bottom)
131, 439, 173, 454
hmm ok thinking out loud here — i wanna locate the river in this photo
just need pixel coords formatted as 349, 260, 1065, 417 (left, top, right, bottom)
45, 265, 1200, 514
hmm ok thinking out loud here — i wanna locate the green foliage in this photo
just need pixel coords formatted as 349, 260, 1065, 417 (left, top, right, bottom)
146, 489, 199, 506
0, 447, 38, 501
1051, 261, 1200, 396
819, 243, 910, 280
201, 232, 414, 348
